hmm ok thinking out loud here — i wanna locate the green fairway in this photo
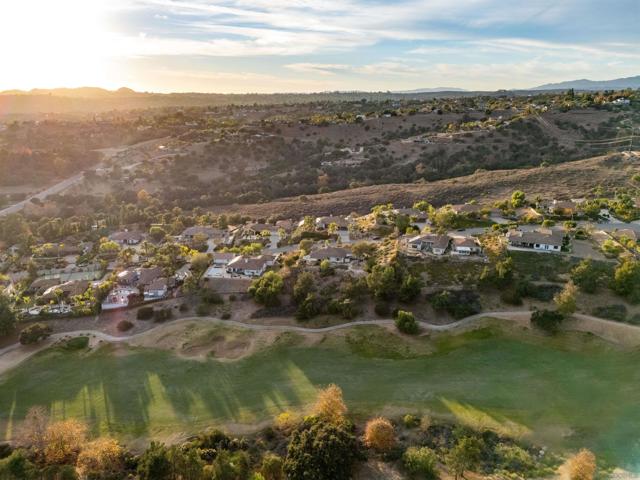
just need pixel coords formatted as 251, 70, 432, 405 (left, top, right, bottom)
1, 325, 640, 470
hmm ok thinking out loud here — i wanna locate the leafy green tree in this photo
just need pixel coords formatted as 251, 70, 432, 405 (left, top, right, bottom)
554, 281, 578, 316
137, 442, 171, 480
19, 323, 52, 345
260, 453, 284, 480
611, 259, 640, 302
168, 446, 204, 480
366, 265, 397, 300
0, 293, 16, 337
0, 449, 37, 479
395, 310, 419, 334
531, 309, 564, 334
403, 446, 438, 479
249, 271, 284, 307
510, 190, 526, 208
395, 214, 411, 233
413, 200, 432, 212
296, 294, 320, 321
284, 421, 359, 480
446, 437, 483, 480
399, 274, 423, 303
293, 272, 315, 304
319, 259, 334, 277
149, 226, 167, 242
570, 259, 600, 293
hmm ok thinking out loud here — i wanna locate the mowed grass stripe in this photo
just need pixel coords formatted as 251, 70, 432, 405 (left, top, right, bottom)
1, 326, 640, 470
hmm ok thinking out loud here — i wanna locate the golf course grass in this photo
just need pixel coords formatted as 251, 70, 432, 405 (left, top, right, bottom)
1, 322, 640, 470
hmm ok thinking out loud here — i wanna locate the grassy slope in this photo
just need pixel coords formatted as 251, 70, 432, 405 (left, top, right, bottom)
208, 153, 638, 218
1, 325, 640, 470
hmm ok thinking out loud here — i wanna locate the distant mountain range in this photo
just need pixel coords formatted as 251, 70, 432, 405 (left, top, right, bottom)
394, 87, 467, 93
532, 75, 640, 91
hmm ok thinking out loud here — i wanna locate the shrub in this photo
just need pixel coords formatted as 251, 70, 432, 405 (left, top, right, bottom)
261, 453, 284, 480
500, 288, 523, 305
374, 302, 390, 317
284, 421, 358, 480
195, 304, 210, 316
221, 311, 231, 320
62, 336, 89, 351
402, 414, 420, 428
312, 384, 347, 425
565, 449, 596, 480
496, 443, 534, 473
202, 290, 224, 305
153, 308, 173, 323
249, 272, 284, 307
137, 306, 154, 320
403, 446, 437, 479
592, 304, 627, 322
395, 310, 419, 335
116, 320, 134, 332
179, 303, 189, 312
364, 417, 396, 452
531, 309, 564, 334
19, 323, 52, 345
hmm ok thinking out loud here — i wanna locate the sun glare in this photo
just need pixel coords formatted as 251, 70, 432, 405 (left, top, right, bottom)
0, 0, 117, 90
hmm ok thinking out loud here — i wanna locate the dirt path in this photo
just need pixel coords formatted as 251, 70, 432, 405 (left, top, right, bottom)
1, 311, 638, 376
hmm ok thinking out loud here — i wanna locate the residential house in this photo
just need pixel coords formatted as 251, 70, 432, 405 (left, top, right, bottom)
507, 229, 564, 252
101, 287, 139, 311
539, 200, 577, 216
109, 230, 144, 246
303, 247, 352, 265
393, 208, 428, 223
315, 216, 349, 231
40, 280, 89, 303
450, 204, 483, 216
144, 277, 168, 300
180, 226, 229, 247
451, 236, 482, 256
212, 252, 237, 266
226, 254, 275, 277
242, 223, 280, 244
407, 234, 450, 255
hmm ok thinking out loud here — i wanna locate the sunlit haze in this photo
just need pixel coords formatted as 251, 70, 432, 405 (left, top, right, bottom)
1, 0, 639, 93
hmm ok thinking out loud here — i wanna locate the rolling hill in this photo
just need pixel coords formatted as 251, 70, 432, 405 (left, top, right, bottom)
533, 75, 640, 91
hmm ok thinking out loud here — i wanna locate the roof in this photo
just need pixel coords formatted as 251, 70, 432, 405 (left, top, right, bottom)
245, 222, 279, 233
41, 280, 89, 299
145, 277, 168, 291
316, 216, 349, 227
137, 267, 164, 286
507, 229, 564, 246
110, 231, 144, 242
181, 226, 225, 237
450, 204, 482, 215
452, 236, 479, 248
212, 252, 237, 262
394, 208, 427, 218
408, 234, 450, 250
308, 247, 350, 259
227, 255, 270, 271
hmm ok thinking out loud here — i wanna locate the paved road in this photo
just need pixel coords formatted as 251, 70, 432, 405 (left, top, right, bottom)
1, 310, 636, 375
0, 137, 169, 217
0, 174, 85, 216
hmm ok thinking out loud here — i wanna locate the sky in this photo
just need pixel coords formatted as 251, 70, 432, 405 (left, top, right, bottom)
0, 0, 639, 93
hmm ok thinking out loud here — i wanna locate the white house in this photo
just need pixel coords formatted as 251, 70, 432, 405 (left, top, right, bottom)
144, 278, 168, 301
303, 247, 352, 265
101, 287, 139, 310
507, 229, 564, 252
451, 236, 482, 256
226, 255, 274, 277
407, 234, 450, 255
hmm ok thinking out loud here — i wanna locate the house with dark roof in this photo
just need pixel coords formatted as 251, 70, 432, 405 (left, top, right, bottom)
109, 230, 144, 245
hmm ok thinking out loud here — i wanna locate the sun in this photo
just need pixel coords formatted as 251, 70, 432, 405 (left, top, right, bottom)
0, 0, 117, 90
